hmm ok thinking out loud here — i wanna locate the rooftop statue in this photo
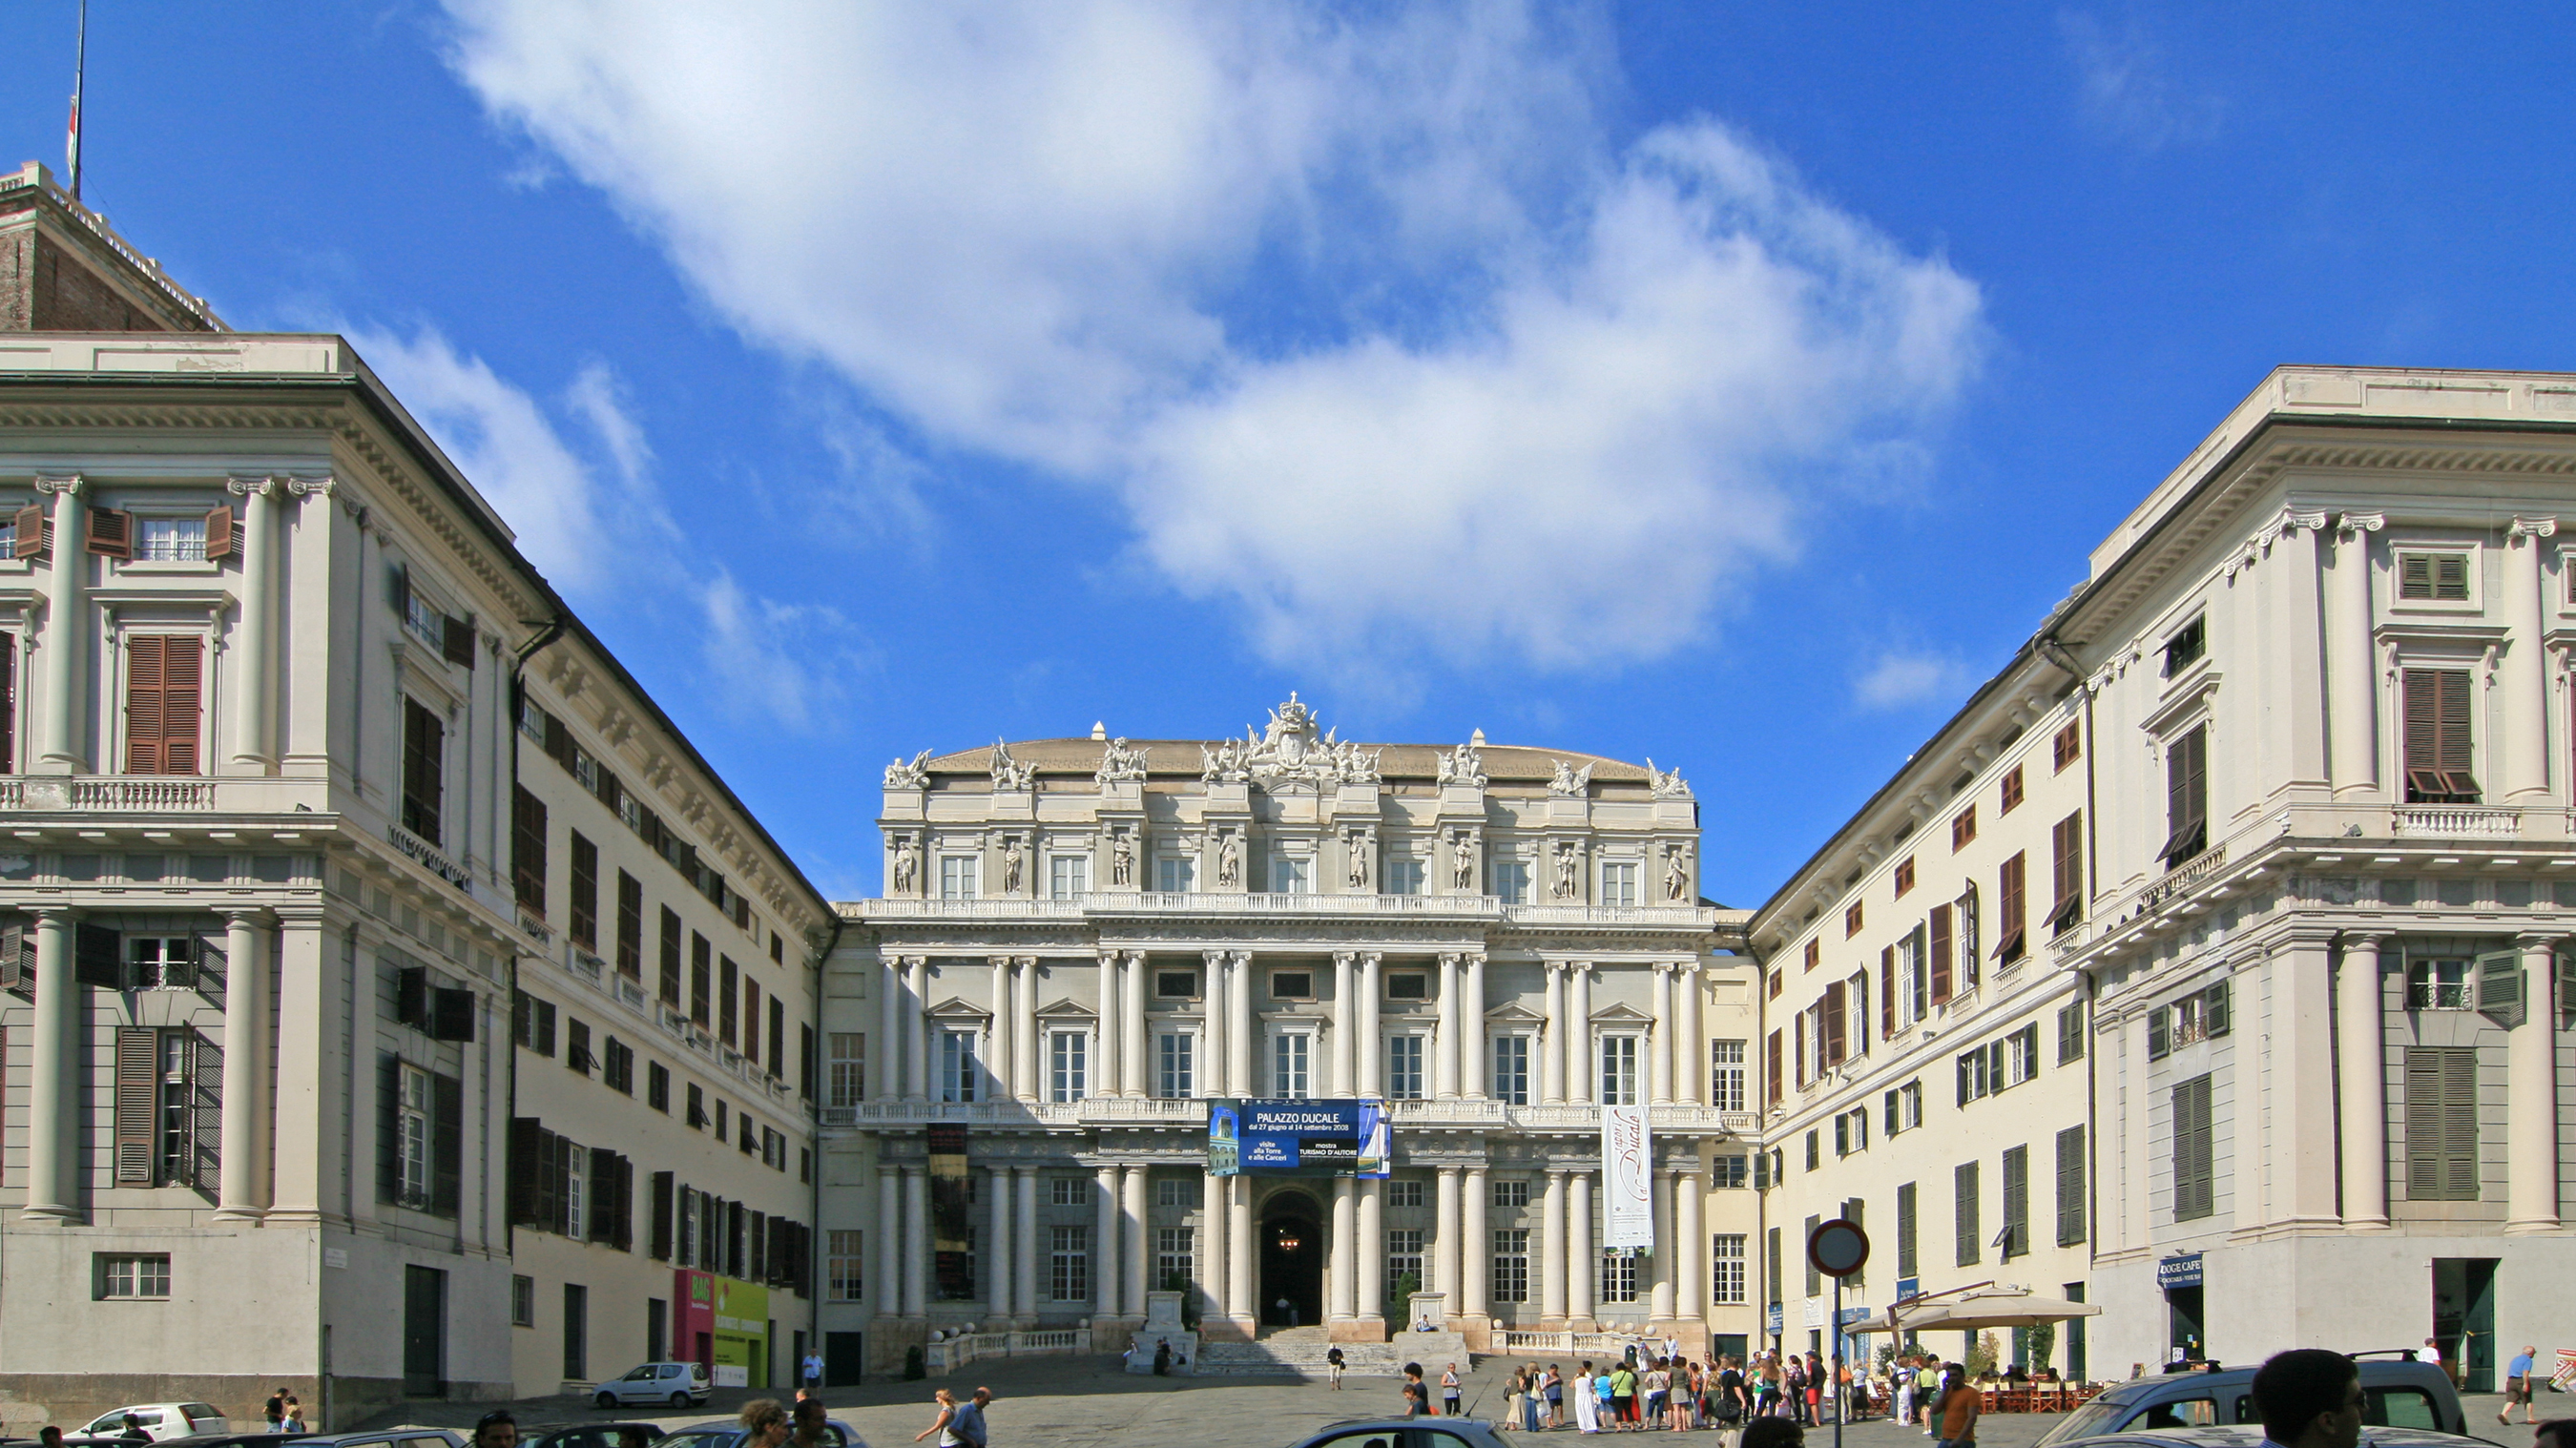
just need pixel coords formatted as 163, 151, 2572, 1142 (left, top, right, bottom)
883, 749, 932, 790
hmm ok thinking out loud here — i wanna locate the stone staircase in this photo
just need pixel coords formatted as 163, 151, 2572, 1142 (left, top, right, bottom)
1195, 1327, 1471, 1379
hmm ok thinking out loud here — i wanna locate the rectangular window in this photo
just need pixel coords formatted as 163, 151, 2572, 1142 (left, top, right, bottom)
1156, 856, 1195, 893
1387, 1228, 1424, 1304
1384, 971, 1428, 1001
511, 785, 548, 913
1491, 1179, 1529, 1209
1805, 1129, 1819, 1172
1599, 1250, 1639, 1304
1049, 1226, 1090, 1301
2000, 764, 2025, 815
399, 1063, 434, 1204
828, 1033, 865, 1107
615, 871, 643, 978
1491, 859, 1530, 904
2401, 669, 2479, 803
1599, 1036, 1639, 1106
2161, 724, 2210, 866
2162, 615, 2207, 675
718, 957, 739, 1046
1383, 856, 1424, 895
126, 635, 206, 777
1155, 970, 1199, 999
95, 1252, 173, 1299
1895, 1180, 1918, 1278
1709, 1039, 1746, 1112
1765, 1227, 1782, 1306
1765, 1029, 1782, 1107
2049, 813, 2083, 932
1954, 1161, 1981, 1267
1929, 903, 1954, 1004
1700, 1233, 1742, 1307
939, 856, 980, 900
133, 514, 209, 561
1803, 1212, 1822, 1296
1601, 861, 1639, 907
1155, 1031, 1195, 1099
2057, 1003, 2087, 1064
826, 1230, 864, 1302
1156, 1227, 1195, 1299
1492, 1035, 1531, 1106
938, 1028, 979, 1103
399, 696, 444, 837
1951, 805, 1976, 851
1712, 1155, 1749, 1189
2055, 1125, 2087, 1247
2399, 551, 2471, 601
2172, 1072, 2215, 1220
1491, 1229, 1529, 1304
2407, 958, 2471, 1010
1273, 1032, 1312, 1098
648, 1061, 671, 1114
1845, 901, 1865, 938
510, 1273, 535, 1327
2001, 1144, 2029, 1260
1049, 1030, 1088, 1103
1271, 855, 1311, 893
1997, 852, 2027, 965
2053, 720, 2083, 773
658, 907, 682, 1005
1388, 1180, 1424, 1209
1050, 1176, 1084, 1207
1049, 854, 1089, 900
603, 1038, 634, 1094
569, 832, 600, 952
2404, 1047, 2478, 1201
1386, 1035, 1425, 1099
1894, 857, 1917, 897
690, 934, 712, 1026
1270, 970, 1314, 1001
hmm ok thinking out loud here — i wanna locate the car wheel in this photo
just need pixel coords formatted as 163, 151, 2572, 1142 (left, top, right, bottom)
596, 1394, 617, 1409
672, 1393, 691, 1408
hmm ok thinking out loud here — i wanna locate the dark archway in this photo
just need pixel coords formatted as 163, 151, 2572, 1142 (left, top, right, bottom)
1257, 1188, 1324, 1331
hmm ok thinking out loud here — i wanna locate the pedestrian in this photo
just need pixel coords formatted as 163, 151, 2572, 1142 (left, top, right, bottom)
1547, 1364, 1566, 1429
1328, 1345, 1345, 1390
1576, 1361, 1602, 1435
791, 1396, 833, 1448
1715, 1356, 1748, 1448
801, 1350, 824, 1395
264, 1389, 288, 1435
1918, 1359, 1941, 1432
1610, 1358, 1638, 1431
472, 1413, 519, 1448
1508, 1367, 1528, 1435
1895, 1355, 1916, 1431
909, 1390, 958, 1446
620, 1428, 654, 1448
1642, 1358, 1668, 1430
282, 1398, 306, 1434
2506, 1347, 2542, 1426
1444, 1362, 1464, 1417
38, 1429, 63, 1448
1402, 1363, 1431, 1417
1933, 1365, 1979, 1448
1278, 1294, 1298, 1328
740, 1400, 791, 1448
2252, 1350, 2362, 1448
1153, 1338, 1172, 1376
947, 1389, 990, 1448
1594, 1360, 1618, 1432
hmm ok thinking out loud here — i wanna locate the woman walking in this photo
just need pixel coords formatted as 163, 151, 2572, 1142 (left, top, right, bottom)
909, 1391, 958, 1447
1576, 1361, 1603, 1435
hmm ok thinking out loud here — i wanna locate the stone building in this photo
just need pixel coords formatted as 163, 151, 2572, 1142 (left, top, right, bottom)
818, 698, 1764, 1375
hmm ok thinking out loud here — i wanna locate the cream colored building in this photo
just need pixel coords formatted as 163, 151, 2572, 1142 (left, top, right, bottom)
1752, 366, 2576, 1388
0, 164, 829, 1420
817, 700, 1764, 1376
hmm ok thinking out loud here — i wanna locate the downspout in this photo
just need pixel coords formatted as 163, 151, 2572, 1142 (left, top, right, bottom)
2036, 631, 2105, 1316
810, 911, 844, 1374
1743, 935, 1775, 1349
503, 613, 567, 1262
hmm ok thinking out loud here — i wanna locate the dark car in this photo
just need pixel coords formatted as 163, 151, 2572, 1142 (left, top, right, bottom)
155, 1438, 315, 1448
1281, 1419, 1518, 1448
653, 1419, 866, 1448
2030, 1427, 2493, 1448
2036, 1358, 2468, 1446
526, 1426, 664, 1448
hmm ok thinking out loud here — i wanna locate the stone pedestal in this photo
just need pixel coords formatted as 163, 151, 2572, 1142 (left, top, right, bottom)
1330, 1316, 1388, 1343
1126, 1291, 1199, 1375
1406, 1293, 1447, 1333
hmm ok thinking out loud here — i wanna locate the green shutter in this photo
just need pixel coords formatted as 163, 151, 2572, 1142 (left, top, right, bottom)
1954, 1161, 1980, 1267
2148, 1005, 2171, 1060
2204, 979, 2231, 1038
2475, 951, 2524, 1026
2002, 1145, 2028, 1259
2404, 1046, 2480, 1202
2056, 1125, 2088, 1247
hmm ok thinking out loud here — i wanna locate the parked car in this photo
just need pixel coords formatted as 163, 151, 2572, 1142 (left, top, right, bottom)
1280, 1419, 1518, 1448
525, 1425, 663, 1448
591, 1362, 712, 1409
156, 1437, 315, 1448
2030, 1427, 2492, 1448
2036, 1357, 2468, 1445
652, 1417, 865, 1448
177, 1433, 459, 1448
73, 1407, 230, 1442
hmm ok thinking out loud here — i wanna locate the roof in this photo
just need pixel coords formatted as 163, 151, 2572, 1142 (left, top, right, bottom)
919, 738, 1652, 785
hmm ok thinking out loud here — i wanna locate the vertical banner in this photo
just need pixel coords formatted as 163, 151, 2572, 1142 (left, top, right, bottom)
1602, 1104, 1652, 1248
927, 1124, 973, 1300
1355, 1100, 1391, 1179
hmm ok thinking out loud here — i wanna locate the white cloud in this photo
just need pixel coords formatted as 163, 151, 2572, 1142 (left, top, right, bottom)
441, 0, 1984, 672
1854, 652, 1969, 712
2059, 10, 2223, 152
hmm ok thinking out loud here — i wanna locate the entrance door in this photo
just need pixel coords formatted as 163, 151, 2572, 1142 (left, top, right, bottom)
2433, 1258, 2498, 1393
2064, 1283, 2088, 1382
2165, 1285, 2204, 1362
825, 1331, 865, 1387
402, 1266, 447, 1397
648, 1300, 667, 1363
1257, 1191, 1324, 1330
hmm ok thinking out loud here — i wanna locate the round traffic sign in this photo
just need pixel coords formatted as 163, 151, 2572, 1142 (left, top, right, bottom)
1807, 1217, 1869, 1278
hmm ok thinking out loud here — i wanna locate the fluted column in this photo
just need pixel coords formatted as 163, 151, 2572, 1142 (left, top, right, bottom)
2503, 518, 2555, 799
1015, 1167, 1040, 1322
1358, 953, 1383, 1097
1542, 962, 1568, 1104
1435, 953, 1461, 1098
1333, 951, 1357, 1096
1677, 963, 1703, 1105
1652, 964, 1675, 1105
227, 477, 279, 772
1329, 1176, 1358, 1323
2327, 513, 2382, 797
2507, 933, 2563, 1233
1542, 1169, 1568, 1327
1013, 955, 1039, 1101
1122, 950, 1149, 1097
1650, 1169, 1675, 1321
34, 476, 87, 773
2336, 934, 2390, 1229
1462, 1165, 1489, 1322
1435, 1166, 1463, 1320
213, 911, 272, 1220
877, 1169, 903, 1318
1123, 1164, 1151, 1314
1463, 954, 1486, 1098
905, 957, 930, 1102
1094, 1165, 1123, 1320
1568, 1169, 1595, 1330
1357, 1178, 1385, 1334
879, 957, 904, 1102
902, 1166, 928, 1317
22, 909, 77, 1220
987, 1163, 1013, 1313
990, 956, 1017, 1100
1202, 949, 1229, 1097
1228, 950, 1255, 1095
1567, 963, 1593, 1105
1228, 1176, 1257, 1335
1202, 1167, 1228, 1326
1097, 950, 1121, 1102
1677, 1167, 1704, 1327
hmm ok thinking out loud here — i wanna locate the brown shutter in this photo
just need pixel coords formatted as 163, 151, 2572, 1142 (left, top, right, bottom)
75, 922, 123, 988
202, 506, 235, 561
443, 614, 477, 670
1821, 987, 1846, 1066
124, 635, 203, 776
743, 979, 760, 1066
125, 635, 166, 775
1928, 903, 1954, 1003
430, 1070, 463, 1217
1880, 946, 1896, 1038
11, 504, 44, 560
1998, 853, 2027, 960
1766, 1029, 1782, 1106
86, 507, 132, 559
190, 1032, 223, 1190
114, 1027, 159, 1183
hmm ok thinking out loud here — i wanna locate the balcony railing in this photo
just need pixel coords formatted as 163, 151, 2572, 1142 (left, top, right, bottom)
391, 824, 473, 891
853, 891, 1728, 929
816, 1095, 1753, 1133
0, 775, 220, 812
2391, 806, 2522, 838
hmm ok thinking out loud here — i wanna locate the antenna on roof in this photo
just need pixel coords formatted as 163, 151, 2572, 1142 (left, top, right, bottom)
65, 0, 88, 203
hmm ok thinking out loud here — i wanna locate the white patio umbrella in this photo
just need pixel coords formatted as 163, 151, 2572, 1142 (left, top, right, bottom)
1894, 1287, 2104, 1333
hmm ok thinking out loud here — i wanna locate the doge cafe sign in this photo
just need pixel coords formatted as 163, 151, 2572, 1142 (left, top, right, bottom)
1208, 1099, 1390, 1177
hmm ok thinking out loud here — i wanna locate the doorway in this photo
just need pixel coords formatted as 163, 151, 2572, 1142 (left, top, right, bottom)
2165, 1284, 2204, 1363
825, 1331, 865, 1387
402, 1266, 447, 1398
1257, 1189, 1324, 1330
2432, 1258, 2497, 1393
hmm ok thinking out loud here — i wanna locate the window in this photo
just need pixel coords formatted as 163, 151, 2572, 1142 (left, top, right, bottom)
1804, 939, 1821, 971
2401, 670, 2479, 803
1995, 852, 2028, 965
1383, 856, 1425, 895
512, 785, 548, 913
2053, 720, 2083, 773
1385, 971, 1428, 1001
690, 934, 713, 1025
1895, 1181, 1918, 1278
1954, 1161, 1981, 1267
2172, 1072, 2215, 1220
1958, 1043, 1994, 1106
2162, 615, 2207, 675
1765, 1227, 1782, 1306
1273, 1032, 1312, 1098
828, 1033, 865, 1106
1804, 1129, 1819, 1172
126, 635, 205, 776
1049, 1226, 1090, 1301
1599, 1250, 1638, 1303
2007, 1023, 2040, 1085
1713, 1155, 1749, 1189
939, 856, 980, 900
562, 1282, 589, 1380
1156, 1178, 1201, 1208
563, 1138, 589, 1242
2000, 765, 2025, 816
2399, 551, 2471, 602
648, 1061, 671, 1114
1049, 855, 1089, 900
826, 1231, 864, 1302
2001, 1144, 2029, 1259
2149, 979, 2231, 1058
124, 935, 190, 990
1844, 901, 1865, 938
1599, 1036, 1639, 1106
398, 1064, 434, 1203
567, 1019, 593, 1076
1894, 857, 1916, 898
1491, 859, 1530, 904
1884, 1079, 1922, 1136
1155, 1031, 1195, 1099
604, 1038, 634, 1094
1156, 1227, 1195, 1296
2161, 724, 2209, 866
133, 514, 209, 561
2404, 1047, 2478, 1201
1803, 1212, 1821, 1296
1766, 1030, 1781, 1107
1270, 854, 1311, 893
1710, 1040, 1746, 1111
658, 907, 683, 1006
1491, 1229, 1529, 1303
1050, 1176, 1085, 1207
96, 1253, 172, 1299
1601, 860, 1639, 907
1834, 1107, 1869, 1156
1271, 970, 1314, 1001
2407, 958, 2470, 1010
1387, 1228, 1424, 1303
1492, 1035, 1531, 1106
511, 1273, 535, 1327
2058, 1003, 2087, 1064
2055, 1125, 2087, 1247
569, 833, 599, 952
1156, 856, 1195, 892
1389, 1180, 1424, 1208
2049, 813, 2083, 932
1155, 970, 1199, 999
686, 1083, 707, 1129
1952, 806, 1977, 851
613, 871, 643, 979
1768, 968, 1783, 1000
936, 1028, 979, 1103
1491, 1179, 1529, 1209
1712, 1233, 1747, 1304
1049, 1030, 1088, 1103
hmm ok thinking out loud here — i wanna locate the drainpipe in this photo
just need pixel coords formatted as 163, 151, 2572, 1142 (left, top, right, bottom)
2035, 631, 2105, 1298
503, 613, 567, 1262
810, 912, 843, 1376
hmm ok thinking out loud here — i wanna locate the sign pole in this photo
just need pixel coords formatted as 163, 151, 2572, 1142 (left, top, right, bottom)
1833, 1272, 1844, 1448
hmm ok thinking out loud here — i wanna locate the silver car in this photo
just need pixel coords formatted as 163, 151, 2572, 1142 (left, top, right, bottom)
75, 1406, 230, 1442
1282, 1419, 1518, 1448
588, 1360, 712, 1408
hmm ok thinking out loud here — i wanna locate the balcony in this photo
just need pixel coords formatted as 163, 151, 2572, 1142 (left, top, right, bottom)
814, 1095, 1754, 1134
0, 776, 215, 811
2390, 806, 2522, 839
851, 892, 1731, 932
391, 823, 473, 891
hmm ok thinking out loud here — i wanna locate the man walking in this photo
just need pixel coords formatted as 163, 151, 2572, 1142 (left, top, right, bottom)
2504, 1347, 2541, 1427
800, 1350, 823, 1396
263, 1389, 287, 1435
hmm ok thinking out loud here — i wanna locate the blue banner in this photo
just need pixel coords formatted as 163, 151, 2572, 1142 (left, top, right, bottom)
1208, 1098, 1389, 1176
2156, 1252, 2203, 1290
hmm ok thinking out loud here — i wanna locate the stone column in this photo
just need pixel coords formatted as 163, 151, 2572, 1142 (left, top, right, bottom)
1568, 963, 1593, 1105
1228, 951, 1255, 1096
1543, 962, 1568, 1104
226, 477, 280, 773
1123, 950, 1149, 1097
1435, 1166, 1463, 1317
1652, 964, 1675, 1105
266, 915, 330, 1221
1435, 954, 1461, 1099
1123, 1164, 1151, 1317
2507, 933, 2564, 1233
877, 1169, 903, 1319
1541, 1168, 1569, 1327
1015, 956, 1040, 1100
989, 956, 1016, 1101
2327, 513, 2382, 797
22, 909, 77, 1220
987, 1163, 1013, 1314
2336, 935, 2391, 1229
1202, 948, 1229, 1098
34, 476, 88, 773
1358, 953, 1383, 1097
214, 912, 272, 1219
1676, 1168, 1704, 1331
1356, 1178, 1385, 1335
1463, 954, 1487, 1099
905, 958, 931, 1102
2268, 940, 2341, 1230
1094, 1165, 1122, 1320
1462, 1165, 1489, 1323
1015, 1167, 1041, 1323
1677, 963, 1703, 1106
1096, 950, 1120, 1103
1329, 1176, 1358, 1324
1568, 1170, 1595, 1330
1333, 951, 1357, 1096
902, 1166, 928, 1317
1648, 1169, 1675, 1322
1228, 1176, 1257, 1337
879, 958, 905, 1102
2503, 518, 2556, 800
1203, 1167, 1228, 1327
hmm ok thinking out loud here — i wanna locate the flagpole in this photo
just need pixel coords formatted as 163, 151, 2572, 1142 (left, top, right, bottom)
67, 0, 88, 203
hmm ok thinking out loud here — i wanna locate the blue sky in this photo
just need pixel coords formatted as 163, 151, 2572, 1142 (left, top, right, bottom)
9, 3, 2572, 904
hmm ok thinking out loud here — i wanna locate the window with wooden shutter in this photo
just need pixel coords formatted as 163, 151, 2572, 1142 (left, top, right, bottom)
75, 921, 122, 988
2171, 1073, 2214, 1221
2055, 1125, 2087, 1246
658, 906, 683, 1005
1954, 1161, 1980, 1267
2000, 764, 2025, 815
376, 1054, 403, 1204
11, 503, 45, 559
397, 697, 445, 841
2203, 978, 2232, 1037
511, 785, 548, 913
1819, 985, 1845, 1067
1895, 1180, 1917, 1276
2001, 1144, 2029, 1259
201, 505, 234, 561
691, 933, 712, 1026
0, 920, 31, 998
569, 832, 599, 951
1845, 972, 1869, 1057
720, 956, 739, 1046
615, 871, 643, 978
2403, 1046, 2479, 1201
1880, 945, 1897, 1039
509, 1117, 544, 1226
2161, 615, 2206, 676
743, 982, 761, 1067
1766, 1029, 1782, 1106
441, 613, 476, 670
430, 1070, 463, 1218
591, 1146, 619, 1245
2053, 719, 2083, 773
114, 1026, 159, 1183
770, 998, 786, 1082
1894, 856, 1916, 898
1951, 805, 1976, 850
651, 1169, 675, 1260
1996, 853, 2027, 964
1928, 903, 1954, 1003
2401, 669, 2479, 803
86, 507, 132, 558
2049, 812, 2084, 931
0, 632, 14, 772
2160, 725, 2209, 864
2399, 551, 2470, 601
2148, 1004, 2171, 1059
1955, 883, 1981, 993
189, 1033, 222, 1192
125, 635, 204, 776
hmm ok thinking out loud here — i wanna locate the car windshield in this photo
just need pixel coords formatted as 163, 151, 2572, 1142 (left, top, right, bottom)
624, 1368, 655, 1380
2039, 1397, 2133, 1444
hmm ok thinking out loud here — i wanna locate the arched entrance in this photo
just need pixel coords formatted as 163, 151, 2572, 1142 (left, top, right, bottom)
1257, 1187, 1324, 1331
